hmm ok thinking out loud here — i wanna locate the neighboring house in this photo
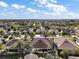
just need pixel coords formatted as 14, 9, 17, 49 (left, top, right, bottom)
24, 53, 45, 59
75, 30, 79, 34
14, 37, 21, 40
5, 39, 18, 49
0, 24, 6, 29
24, 53, 38, 59
5, 39, 26, 49
60, 28, 75, 35
56, 37, 79, 50
8, 30, 14, 35
0, 38, 4, 44
22, 30, 27, 34
31, 36, 51, 50
68, 56, 79, 59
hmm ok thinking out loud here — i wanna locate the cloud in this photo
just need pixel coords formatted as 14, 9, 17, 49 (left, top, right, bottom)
26, 8, 37, 13
34, 0, 68, 15
42, 11, 79, 19
0, 11, 15, 17
46, 3, 68, 14
1, 13, 8, 16
66, 12, 79, 19
34, 0, 67, 14
0, 0, 79, 19
11, 4, 25, 9
35, 0, 48, 5
34, 0, 79, 19
43, 12, 50, 15
0, 1, 9, 8
34, 0, 58, 5
50, 0, 57, 3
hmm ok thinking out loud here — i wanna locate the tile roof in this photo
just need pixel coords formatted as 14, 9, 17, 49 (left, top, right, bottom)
56, 36, 79, 50
31, 37, 51, 49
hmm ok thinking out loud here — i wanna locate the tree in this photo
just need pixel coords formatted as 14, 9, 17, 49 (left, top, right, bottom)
0, 29, 4, 35
0, 44, 5, 50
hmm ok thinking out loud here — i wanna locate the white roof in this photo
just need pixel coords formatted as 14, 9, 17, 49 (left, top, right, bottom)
24, 53, 45, 59
34, 35, 41, 38
24, 53, 38, 59
39, 57, 45, 59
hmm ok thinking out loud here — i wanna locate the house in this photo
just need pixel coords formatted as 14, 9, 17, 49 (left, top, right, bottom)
75, 30, 79, 35
56, 37, 79, 50
0, 24, 6, 29
5, 39, 18, 49
31, 36, 51, 52
0, 38, 4, 44
68, 56, 79, 59
31, 37, 50, 49
24, 53, 38, 59
24, 53, 45, 59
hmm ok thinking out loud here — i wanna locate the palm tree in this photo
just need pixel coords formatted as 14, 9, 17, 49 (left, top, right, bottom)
17, 41, 23, 59
52, 38, 58, 59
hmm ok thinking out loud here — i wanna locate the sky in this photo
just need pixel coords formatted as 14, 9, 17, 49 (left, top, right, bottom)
0, 0, 79, 19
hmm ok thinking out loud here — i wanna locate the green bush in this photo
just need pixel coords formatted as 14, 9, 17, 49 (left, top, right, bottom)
60, 50, 79, 57
0, 29, 4, 35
